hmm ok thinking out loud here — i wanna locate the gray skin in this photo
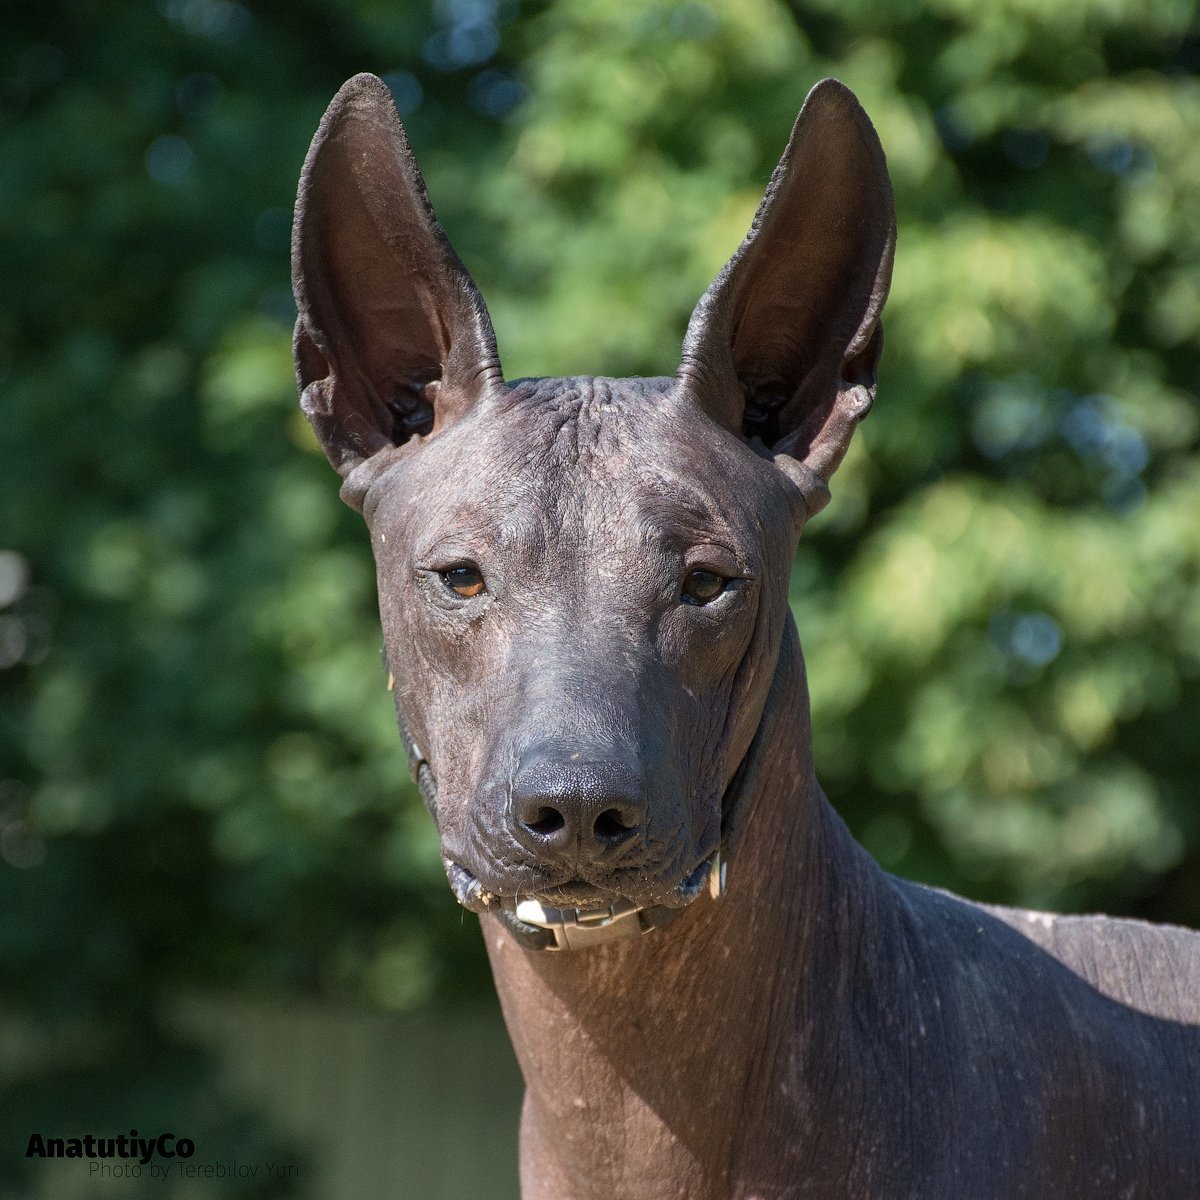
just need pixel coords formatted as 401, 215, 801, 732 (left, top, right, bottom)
292, 74, 1200, 1199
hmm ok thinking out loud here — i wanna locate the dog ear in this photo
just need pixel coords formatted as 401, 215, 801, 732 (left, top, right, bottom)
679, 79, 895, 516
292, 73, 502, 496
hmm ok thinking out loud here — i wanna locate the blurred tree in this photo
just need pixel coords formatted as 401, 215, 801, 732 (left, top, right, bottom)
1, 0, 1197, 1194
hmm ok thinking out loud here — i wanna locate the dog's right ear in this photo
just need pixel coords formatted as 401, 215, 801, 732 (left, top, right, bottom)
292, 73, 502, 505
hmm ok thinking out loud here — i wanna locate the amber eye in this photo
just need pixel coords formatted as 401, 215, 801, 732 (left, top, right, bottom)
441, 565, 485, 598
682, 569, 727, 605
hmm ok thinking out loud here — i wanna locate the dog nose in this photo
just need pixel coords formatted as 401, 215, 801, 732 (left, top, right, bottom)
510, 747, 645, 862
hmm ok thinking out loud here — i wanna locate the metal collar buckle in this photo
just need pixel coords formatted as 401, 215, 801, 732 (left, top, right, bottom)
514, 896, 651, 952
513, 848, 726, 951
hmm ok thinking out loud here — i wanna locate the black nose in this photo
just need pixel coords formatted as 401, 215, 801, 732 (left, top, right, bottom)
510, 745, 645, 862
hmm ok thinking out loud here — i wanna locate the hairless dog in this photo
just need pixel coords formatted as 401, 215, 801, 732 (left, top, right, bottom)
292, 73, 1200, 1199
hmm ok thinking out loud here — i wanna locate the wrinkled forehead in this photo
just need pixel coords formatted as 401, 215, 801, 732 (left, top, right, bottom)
368, 377, 790, 560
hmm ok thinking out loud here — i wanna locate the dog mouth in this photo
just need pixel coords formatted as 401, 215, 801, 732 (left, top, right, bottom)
442, 855, 719, 917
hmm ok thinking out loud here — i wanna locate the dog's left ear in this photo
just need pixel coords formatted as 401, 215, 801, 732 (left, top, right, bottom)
292, 73, 502, 504
679, 79, 895, 517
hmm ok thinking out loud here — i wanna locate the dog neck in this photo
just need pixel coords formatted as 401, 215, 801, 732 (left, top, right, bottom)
482, 620, 899, 1199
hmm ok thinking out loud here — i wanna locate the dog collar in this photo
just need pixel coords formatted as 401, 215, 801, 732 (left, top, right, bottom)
385, 648, 780, 952
495, 848, 727, 952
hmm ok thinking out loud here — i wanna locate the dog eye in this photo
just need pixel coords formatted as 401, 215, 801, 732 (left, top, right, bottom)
441, 565, 485, 598
682, 569, 727, 605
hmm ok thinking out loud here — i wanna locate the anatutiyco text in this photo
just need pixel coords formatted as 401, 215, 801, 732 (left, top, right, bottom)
25, 1132, 195, 1164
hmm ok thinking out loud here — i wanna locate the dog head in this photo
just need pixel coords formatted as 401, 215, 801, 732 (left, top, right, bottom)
291, 74, 893, 934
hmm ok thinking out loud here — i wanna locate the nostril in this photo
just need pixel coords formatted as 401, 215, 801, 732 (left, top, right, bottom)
525, 806, 566, 836
510, 747, 646, 858
594, 807, 638, 843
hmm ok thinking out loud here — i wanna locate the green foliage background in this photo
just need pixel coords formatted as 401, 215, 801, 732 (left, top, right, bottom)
2, 0, 1198, 1192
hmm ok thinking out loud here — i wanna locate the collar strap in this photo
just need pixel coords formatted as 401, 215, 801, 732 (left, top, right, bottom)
384, 646, 780, 952
387, 668, 439, 823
